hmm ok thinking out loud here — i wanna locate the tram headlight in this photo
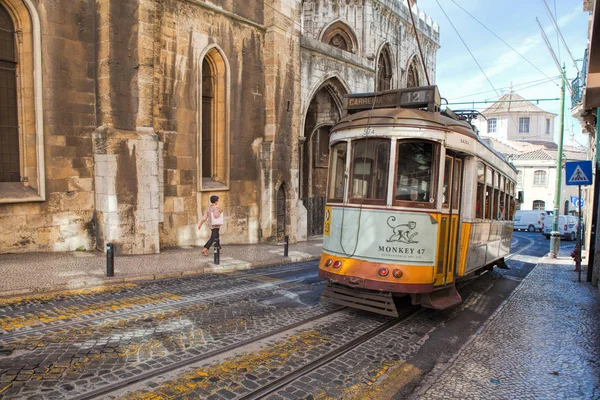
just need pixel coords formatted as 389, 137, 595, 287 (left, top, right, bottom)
332, 260, 342, 269
325, 259, 333, 268
392, 268, 403, 278
378, 267, 389, 277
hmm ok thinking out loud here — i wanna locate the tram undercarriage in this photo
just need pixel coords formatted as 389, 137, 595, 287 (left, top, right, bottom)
321, 282, 463, 317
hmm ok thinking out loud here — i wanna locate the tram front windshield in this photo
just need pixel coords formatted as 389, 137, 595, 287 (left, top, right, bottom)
328, 139, 437, 207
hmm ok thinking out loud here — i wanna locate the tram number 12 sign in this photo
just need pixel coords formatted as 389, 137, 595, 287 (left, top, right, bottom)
565, 161, 593, 186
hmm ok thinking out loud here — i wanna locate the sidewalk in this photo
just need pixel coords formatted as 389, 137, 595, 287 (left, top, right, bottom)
0, 239, 323, 297
415, 249, 600, 400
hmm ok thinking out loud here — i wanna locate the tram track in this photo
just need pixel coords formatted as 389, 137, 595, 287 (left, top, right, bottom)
0, 263, 321, 340
238, 306, 422, 400
77, 305, 348, 399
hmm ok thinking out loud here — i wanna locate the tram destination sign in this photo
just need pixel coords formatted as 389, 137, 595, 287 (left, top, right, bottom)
344, 86, 441, 113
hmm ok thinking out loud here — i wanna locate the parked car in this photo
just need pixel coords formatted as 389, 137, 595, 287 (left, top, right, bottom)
542, 215, 579, 241
513, 210, 550, 232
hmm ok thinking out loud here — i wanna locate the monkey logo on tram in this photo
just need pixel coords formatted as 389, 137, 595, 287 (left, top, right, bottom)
386, 216, 419, 244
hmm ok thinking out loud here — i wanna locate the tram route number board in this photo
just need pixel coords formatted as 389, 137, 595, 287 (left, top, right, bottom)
345, 86, 441, 112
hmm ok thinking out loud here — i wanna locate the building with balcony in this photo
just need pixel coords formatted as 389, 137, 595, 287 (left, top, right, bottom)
571, 0, 600, 286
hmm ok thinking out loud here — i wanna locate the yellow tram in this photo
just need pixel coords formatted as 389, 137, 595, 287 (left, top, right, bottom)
318, 86, 518, 316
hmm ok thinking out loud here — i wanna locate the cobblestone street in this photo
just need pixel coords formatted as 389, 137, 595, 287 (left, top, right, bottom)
0, 232, 595, 399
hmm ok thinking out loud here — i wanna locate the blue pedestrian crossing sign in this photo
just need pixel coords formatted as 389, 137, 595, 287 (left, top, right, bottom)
565, 161, 593, 186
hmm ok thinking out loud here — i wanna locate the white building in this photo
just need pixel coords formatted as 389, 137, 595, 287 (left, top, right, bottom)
473, 92, 586, 214
473, 92, 557, 143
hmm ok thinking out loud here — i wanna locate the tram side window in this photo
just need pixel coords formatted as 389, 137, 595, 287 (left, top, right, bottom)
499, 175, 506, 220
328, 141, 348, 202
476, 162, 485, 218
485, 167, 494, 220
349, 139, 390, 203
492, 172, 500, 220
394, 141, 436, 206
509, 181, 516, 219
442, 156, 452, 208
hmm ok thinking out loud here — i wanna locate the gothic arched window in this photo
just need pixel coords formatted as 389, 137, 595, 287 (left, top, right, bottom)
200, 48, 229, 190
377, 46, 393, 91
0, 0, 45, 203
407, 60, 420, 88
322, 22, 358, 54
0, 4, 19, 182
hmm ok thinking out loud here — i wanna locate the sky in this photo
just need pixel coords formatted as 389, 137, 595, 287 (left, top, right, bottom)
417, 0, 590, 148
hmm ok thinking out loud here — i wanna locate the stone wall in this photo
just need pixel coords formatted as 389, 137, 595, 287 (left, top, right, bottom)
153, 0, 267, 248
0, 0, 97, 253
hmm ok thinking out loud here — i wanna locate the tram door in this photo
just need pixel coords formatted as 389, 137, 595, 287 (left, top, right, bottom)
435, 155, 463, 286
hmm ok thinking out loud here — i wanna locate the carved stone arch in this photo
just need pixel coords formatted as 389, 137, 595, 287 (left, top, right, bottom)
301, 74, 350, 138
405, 54, 422, 88
320, 20, 359, 54
376, 43, 394, 91
300, 76, 348, 235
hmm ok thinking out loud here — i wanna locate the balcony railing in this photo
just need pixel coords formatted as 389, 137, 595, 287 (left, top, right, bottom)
571, 48, 588, 108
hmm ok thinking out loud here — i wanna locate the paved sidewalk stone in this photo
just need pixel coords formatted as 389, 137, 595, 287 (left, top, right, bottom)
0, 239, 323, 297
416, 251, 600, 400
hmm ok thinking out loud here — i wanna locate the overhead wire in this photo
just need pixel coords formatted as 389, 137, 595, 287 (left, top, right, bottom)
449, 0, 559, 86
435, 0, 501, 99
449, 76, 560, 101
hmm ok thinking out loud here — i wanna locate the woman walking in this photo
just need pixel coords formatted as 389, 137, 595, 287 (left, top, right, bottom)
198, 195, 223, 256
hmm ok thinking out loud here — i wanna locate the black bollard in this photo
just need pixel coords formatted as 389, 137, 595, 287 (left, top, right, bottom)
214, 238, 220, 265
106, 242, 114, 277
284, 235, 289, 257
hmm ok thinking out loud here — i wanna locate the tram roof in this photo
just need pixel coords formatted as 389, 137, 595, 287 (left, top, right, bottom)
332, 108, 474, 135
332, 107, 517, 173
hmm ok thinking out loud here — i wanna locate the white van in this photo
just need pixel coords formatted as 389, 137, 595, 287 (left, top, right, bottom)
513, 210, 550, 232
542, 215, 579, 241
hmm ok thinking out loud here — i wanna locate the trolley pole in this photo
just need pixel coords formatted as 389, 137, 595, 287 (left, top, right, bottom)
550, 64, 566, 258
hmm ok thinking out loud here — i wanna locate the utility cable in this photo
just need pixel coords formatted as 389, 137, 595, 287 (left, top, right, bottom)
435, 0, 501, 99
449, 0, 559, 86
450, 76, 560, 101
436, 0, 529, 136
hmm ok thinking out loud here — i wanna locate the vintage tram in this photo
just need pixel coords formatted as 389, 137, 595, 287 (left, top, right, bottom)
318, 86, 517, 316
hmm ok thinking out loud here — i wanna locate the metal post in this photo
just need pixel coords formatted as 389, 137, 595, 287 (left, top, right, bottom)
550, 64, 567, 257
106, 243, 114, 277
214, 238, 220, 265
284, 235, 289, 257
587, 107, 600, 283
578, 185, 582, 282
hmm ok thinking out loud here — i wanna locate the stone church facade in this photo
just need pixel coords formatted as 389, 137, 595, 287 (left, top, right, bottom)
0, 0, 438, 254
